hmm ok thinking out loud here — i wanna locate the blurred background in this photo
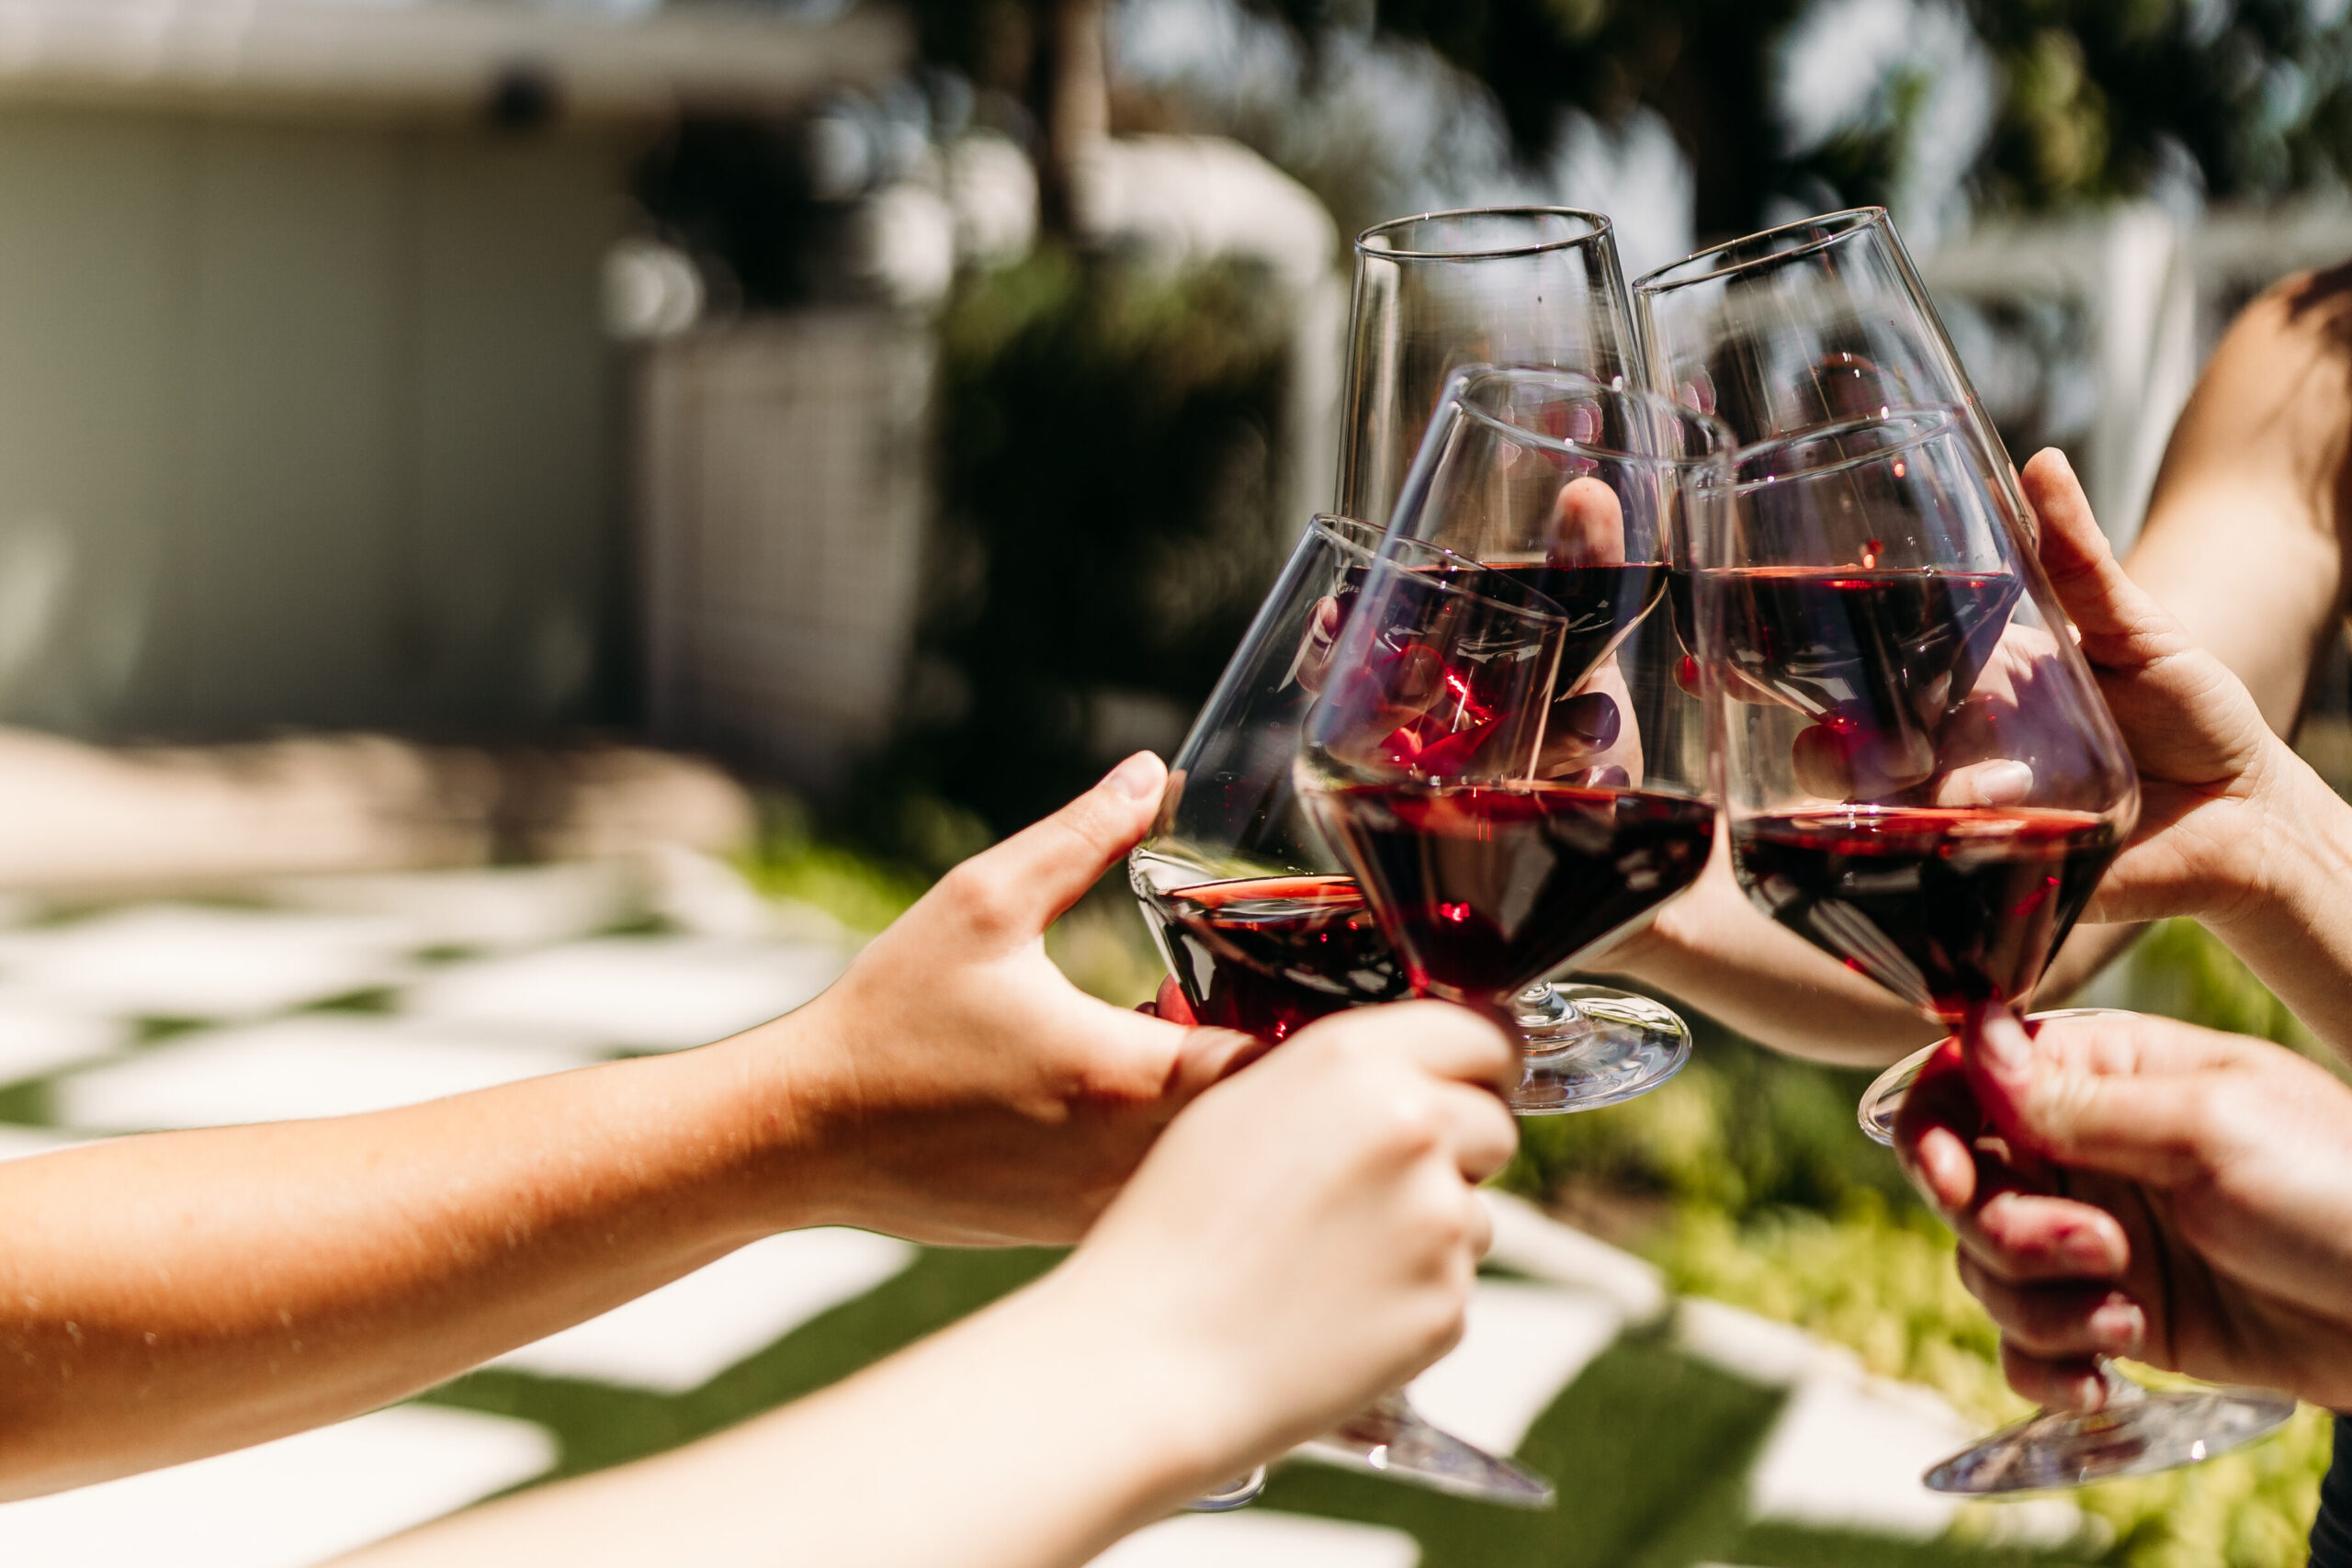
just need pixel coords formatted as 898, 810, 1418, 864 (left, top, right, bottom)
0, 2, 2347, 1565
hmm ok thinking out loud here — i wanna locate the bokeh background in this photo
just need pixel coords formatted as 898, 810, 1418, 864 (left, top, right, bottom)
0, 2, 2347, 1565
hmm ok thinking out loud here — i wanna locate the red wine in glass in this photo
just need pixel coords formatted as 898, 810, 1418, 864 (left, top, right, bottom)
1308, 782, 1716, 1003
1138, 874, 1404, 1042
1484, 561, 1668, 685
1731, 805, 2119, 1021
1673, 565, 2020, 738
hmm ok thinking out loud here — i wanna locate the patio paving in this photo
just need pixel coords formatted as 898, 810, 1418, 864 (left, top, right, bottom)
0, 858, 2098, 1568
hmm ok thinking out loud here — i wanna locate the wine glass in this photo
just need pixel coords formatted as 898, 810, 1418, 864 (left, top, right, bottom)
1130, 513, 1556, 1508
1340, 207, 1641, 531
1632, 207, 2007, 463
1343, 209, 1698, 1100
1687, 405, 2295, 1492
1371, 365, 1735, 1108
1293, 490, 1718, 1098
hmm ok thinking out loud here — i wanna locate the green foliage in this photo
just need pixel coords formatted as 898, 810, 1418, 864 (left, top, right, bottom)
1498, 1016, 1918, 1223
1222, 0, 2352, 240
1966, 1, 2352, 210
2117, 916, 2335, 1070
875, 245, 1294, 840
739, 794, 935, 934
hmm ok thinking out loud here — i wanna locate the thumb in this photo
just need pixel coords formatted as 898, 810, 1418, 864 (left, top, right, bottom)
1967, 1008, 2223, 1187
2019, 449, 2182, 672
944, 752, 1169, 943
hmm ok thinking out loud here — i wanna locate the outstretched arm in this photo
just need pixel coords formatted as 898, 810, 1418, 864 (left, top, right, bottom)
0, 755, 1251, 1499
333, 1004, 1519, 1568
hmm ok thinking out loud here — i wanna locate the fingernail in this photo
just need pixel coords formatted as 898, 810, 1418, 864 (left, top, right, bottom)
1976, 1009, 2033, 1082
2090, 1297, 2146, 1356
1555, 692, 1619, 746
1964, 760, 2034, 807
2058, 1225, 2114, 1273
1100, 751, 1161, 801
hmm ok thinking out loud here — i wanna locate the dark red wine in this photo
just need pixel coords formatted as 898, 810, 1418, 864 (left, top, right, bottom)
1308, 783, 1716, 1000
1316, 562, 1562, 780
1731, 806, 2118, 1021
1484, 560, 1668, 686
1691, 566, 2021, 735
1142, 874, 1404, 1042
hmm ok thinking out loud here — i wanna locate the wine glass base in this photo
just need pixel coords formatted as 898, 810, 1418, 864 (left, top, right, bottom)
1185, 1467, 1268, 1512
1300, 1393, 1556, 1507
1510, 985, 1691, 1115
1923, 1386, 2298, 1494
1858, 1041, 1934, 1146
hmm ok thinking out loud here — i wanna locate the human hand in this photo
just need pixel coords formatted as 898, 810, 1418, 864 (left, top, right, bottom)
2007, 450, 2317, 926
1895, 1009, 2352, 1412
785, 753, 1258, 1247
1047, 1000, 1517, 1471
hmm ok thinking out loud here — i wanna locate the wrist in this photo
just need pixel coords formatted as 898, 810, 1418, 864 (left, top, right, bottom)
689, 1003, 859, 1236
1019, 1253, 1258, 1502
2210, 746, 2352, 941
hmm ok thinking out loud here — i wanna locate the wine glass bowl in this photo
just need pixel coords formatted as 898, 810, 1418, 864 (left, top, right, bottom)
1702, 406, 2137, 1026
1633, 208, 2003, 466
1342, 208, 1638, 531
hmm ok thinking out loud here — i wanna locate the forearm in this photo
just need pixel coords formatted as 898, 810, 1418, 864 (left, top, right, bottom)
0, 1019, 838, 1497
1600, 855, 1938, 1066
2128, 271, 2352, 731
2208, 763, 2352, 1063
334, 1268, 1222, 1568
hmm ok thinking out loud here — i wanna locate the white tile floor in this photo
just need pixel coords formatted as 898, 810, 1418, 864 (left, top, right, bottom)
52, 1014, 605, 1131
1403, 1280, 1625, 1455
0, 995, 129, 1084
1089, 1511, 1421, 1568
0, 1405, 555, 1568
0, 907, 416, 1020
492, 1228, 918, 1393
401, 937, 843, 1050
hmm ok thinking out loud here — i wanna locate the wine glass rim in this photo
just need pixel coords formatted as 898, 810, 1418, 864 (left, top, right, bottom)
1306, 514, 1567, 619
1447, 366, 1737, 470
1729, 404, 1960, 493
1632, 207, 1890, 294
1355, 205, 1613, 262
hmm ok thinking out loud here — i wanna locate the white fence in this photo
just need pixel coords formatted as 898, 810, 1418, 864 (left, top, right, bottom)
1920, 199, 2352, 553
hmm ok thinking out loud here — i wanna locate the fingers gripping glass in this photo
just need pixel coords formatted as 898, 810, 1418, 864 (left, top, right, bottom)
1686, 405, 2290, 1493
1371, 367, 1733, 1110
1130, 515, 1555, 1508
1858, 1010, 2296, 1491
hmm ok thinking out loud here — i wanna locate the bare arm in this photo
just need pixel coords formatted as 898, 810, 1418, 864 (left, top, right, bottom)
2037, 267, 2352, 1010
0, 1046, 806, 1497
2128, 266, 2352, 729
0, 756, 1250, 1500
334, 1005, 1519, 1568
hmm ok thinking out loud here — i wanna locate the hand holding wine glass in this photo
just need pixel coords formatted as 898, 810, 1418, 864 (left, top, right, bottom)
1061, 1000, 1519, 1463
1893, 1009, 2352, 1415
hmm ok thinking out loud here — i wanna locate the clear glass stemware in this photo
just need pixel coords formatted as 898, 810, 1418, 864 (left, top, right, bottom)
1342, 207, 1699, 1109
1131, 513, 1555, 1508
1686, 399, 2293, 1493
